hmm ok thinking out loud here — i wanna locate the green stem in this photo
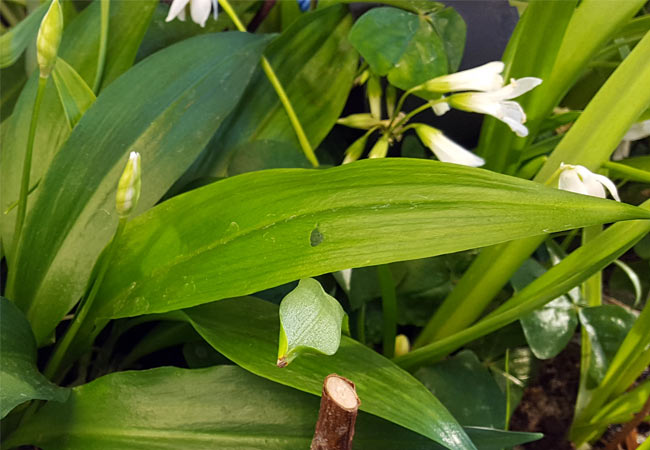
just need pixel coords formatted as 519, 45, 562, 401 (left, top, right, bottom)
504, 348, 511, 430
377, 264, 397, 358
43, 217, 127, 382
4, 179, 40, 214
92, 0, 110, 93
219, 0, 318, 168
574, 225, 602, 420
12, 76, 47, 255
603, 160, 650, 183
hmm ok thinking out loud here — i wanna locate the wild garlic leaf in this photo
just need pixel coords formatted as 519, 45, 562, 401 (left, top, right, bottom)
277, 278, 346, 367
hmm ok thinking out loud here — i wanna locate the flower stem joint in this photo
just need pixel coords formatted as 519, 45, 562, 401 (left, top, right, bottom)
115, 152, 142, 218
37, 0, 64, 78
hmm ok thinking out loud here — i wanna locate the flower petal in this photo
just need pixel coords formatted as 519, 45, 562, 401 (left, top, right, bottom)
497, 77, 543, 99
211, 0, 219, 19
591, 173, 621, 201
190, 0, 212, 27
432, 101, 450, 116
501, 116, 529, 137
422, 61, 505, 93
623, 119, 650, 141
165, 0, 191, 22
558, 168, 591, 196
415, 126, 485, 167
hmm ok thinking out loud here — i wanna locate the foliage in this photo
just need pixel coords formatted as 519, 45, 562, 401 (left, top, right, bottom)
1, 0, 649, 448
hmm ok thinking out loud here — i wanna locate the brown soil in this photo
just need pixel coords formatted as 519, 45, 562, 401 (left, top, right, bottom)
510, 343, 580, 450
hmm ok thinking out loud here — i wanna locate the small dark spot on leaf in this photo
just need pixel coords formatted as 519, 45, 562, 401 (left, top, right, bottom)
310, 227, 324, 247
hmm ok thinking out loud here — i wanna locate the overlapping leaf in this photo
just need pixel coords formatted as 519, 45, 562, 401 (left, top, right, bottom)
7, 32, 271, 345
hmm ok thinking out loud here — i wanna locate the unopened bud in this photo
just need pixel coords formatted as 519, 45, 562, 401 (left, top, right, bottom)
368, 136, 389, 159
337, 113, 381, 130
342, 133, 369, 164
367, 74, 382, 119
115, 152, 141, 217
385, 84, 397, 118
394, 334, 410, 357
37, 0, 63, 78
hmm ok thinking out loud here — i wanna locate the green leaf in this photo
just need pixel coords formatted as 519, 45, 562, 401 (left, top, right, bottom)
51, 57, 95, 129
5, 364, 538, 449
348, 7, 447, 90
181, 296, 477, 450
7, 32, 272, 345
277, 278, 346, 366
226, 140, 311, 176
1, 0, 157, 262
0, 297, 68, 419
0, 55, 27, 121
92, 158, 650, 321
429, 7, 466, 73
0, 3, 48, 68
395, 201, 650, 369
511, 259, 579, 360
415, 350, 506, 429
193, 5, 357, 179
579, 304, 636, 387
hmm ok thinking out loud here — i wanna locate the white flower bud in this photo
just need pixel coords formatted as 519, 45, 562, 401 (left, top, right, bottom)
413, 124, 484, 167
558, 163, 620, 201
115, 152, 141, 217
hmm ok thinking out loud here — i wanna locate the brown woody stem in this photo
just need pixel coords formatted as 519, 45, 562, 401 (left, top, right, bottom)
311, 374, 360, 450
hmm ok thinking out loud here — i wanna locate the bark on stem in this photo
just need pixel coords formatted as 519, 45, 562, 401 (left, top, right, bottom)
311, 374, 360, 450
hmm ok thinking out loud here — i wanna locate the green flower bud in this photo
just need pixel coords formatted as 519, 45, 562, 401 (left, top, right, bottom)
342, 133, 370, 165
115, 152, 141, 217
336, 113, 380, 130
368, 135, 389, 159
36, 0, 64, 78
394, 334, 410, 357
367, 74, 382, 119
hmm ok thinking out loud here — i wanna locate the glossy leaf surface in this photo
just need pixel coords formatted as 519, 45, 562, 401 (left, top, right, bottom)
182, 296, 476, 450
8, 33, 271, 344
7, 364, 540, 449
0, 298, 68, 419
348, 7, 448, 90
415, 350, 506, 428
579, 305, 637, 387
91, 158, 650, 321
511, 259, 578, 360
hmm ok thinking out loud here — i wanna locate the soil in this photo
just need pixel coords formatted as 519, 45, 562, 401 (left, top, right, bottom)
510, 342, 581, 450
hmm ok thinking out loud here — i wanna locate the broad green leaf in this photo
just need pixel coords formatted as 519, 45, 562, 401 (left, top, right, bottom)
415, 350, 506, 429
182, 297, 477, 450
5, 364, 539, 450
1, 0, 157, 262
0, 3, 48, 68
119, 322, 200, 370
51, 57, 95, 128
7, 33, 271, 345
579, 305, 636, 387
192, 5, 357, 180
588, 379, 650, 427
0, 56, 27, 121
0, 297, 68, 419
395, 201, 650, 369
277, 278, 346, 366
511, 259, 579, 360
348, 7, 447, 90
226, 139, 311, 176
91, 158, 650, 321
429, 7, 466, 73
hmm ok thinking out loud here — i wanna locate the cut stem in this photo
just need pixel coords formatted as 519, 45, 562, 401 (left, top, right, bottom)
377, 264, 397, 358
12, 76, 48, 255
218, 0, 318, 167
311, 374, 360, 450
43, 217, 128, 382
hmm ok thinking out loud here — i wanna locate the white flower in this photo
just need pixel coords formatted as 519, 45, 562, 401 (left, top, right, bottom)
413, 124, 485, 167
166, 0, 218, 27
448, 77, 542, 137
613, 119, 650, 160
417, 61, 505, 93
557, 163, 620, 201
